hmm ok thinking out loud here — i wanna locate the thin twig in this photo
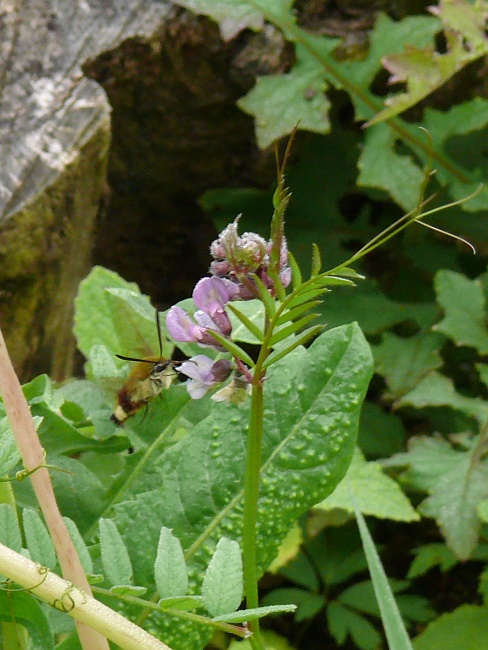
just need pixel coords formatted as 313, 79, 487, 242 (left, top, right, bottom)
0, 326, 108, 649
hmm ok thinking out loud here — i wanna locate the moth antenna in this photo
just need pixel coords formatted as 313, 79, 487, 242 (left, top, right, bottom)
115, 354, 156, 364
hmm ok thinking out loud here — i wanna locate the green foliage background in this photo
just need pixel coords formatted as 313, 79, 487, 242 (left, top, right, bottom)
1, 1, 488, 649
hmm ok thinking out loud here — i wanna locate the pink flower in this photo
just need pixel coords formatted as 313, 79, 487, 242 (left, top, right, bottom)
178, 356, 232, 399
166, 277, 238, 350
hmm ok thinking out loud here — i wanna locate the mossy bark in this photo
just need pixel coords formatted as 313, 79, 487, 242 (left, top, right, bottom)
0, 119, 110, 381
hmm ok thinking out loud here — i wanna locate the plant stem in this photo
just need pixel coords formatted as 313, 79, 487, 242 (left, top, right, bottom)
241, 379, 265, 649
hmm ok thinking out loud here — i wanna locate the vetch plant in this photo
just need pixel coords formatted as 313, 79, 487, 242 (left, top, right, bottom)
0, 135, 479, 648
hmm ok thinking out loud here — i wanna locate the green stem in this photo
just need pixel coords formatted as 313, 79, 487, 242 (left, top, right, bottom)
242, 379, 266, 650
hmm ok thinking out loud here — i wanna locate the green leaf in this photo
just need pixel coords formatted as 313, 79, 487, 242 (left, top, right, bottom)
267, 522, 302, 573
0, 590, 54, 648
237, 44, 331, 148
0, 504, 22, 553
311, 275, 355, 288
407, 543, 457, 579
357, 402, 405, 459
158, 596, 203, 611
338, 579, 389, 617
111, 324, 373, 648
358, 123, 426, 211
228, 301, 265, 344
421, 98, 488, 211
262, 325, 324, 369
373, 331, 444, 399
477, 363, 488, 389
286, 288, 328, 310
369, 1, 488, 125
388, 435, 488, 559
262, 588, 324, 623
252, 274, 277, 319
413, 605, 488, 650
22, 509, 57, 570
287, 251, 302, 290
337, 578, 433, 624
269, 313, 318, 347
63, 517, 93, 575
327, 601, 383, 650
275, 300, 321, 328
353, 506, 414, 650
479, 499, 488, 523
171, 0, 267, 41
207, 330, 256, 368
434, 270, 488, 353
74, 266, 170, 363
99, 518, 133, 586
47, 455, 107, 534
315, 448, 419, 522
109, 585, 147, 596
154, 527, 188, 599
0, 417, 20, 476
310, 243, 321, 277
202, 537, 243, 617
397, 371, 488, 424
213, 604, 296, 623
320, 279, 437, 335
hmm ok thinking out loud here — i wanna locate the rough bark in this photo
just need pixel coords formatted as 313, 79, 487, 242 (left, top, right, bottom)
0, 1, 173, 380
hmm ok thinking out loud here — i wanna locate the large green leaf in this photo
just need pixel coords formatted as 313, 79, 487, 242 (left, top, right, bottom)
413, 605, 488, 650
111, 323, 373, 648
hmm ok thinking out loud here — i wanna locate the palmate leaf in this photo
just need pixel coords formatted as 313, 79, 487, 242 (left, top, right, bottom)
397, 371, 488, 425
388, 436, 488, 559
373, 331, 445, 400
111, 323, 373, 649
237, 43, 332, 148
369, 0, 488, 126
434, 269, 488, 354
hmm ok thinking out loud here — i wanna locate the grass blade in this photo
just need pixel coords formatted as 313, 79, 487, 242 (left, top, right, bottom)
351, 485, 414, 650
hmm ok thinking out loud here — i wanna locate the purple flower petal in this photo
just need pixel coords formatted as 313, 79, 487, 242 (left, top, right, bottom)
166, 306, 204, 343
179, 355, 218, 399
193, 277, 239, 316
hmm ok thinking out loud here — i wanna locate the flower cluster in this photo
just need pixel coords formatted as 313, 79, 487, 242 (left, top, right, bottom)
166, 218, 290, 401
209, 217, 291, 298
